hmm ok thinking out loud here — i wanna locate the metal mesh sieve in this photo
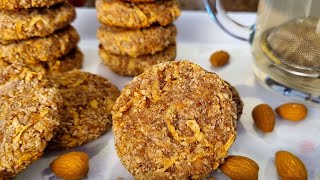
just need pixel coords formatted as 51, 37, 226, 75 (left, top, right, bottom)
260, 17, 320, 77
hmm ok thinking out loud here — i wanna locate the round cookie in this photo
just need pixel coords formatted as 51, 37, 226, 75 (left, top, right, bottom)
98, 25, 176, 57
0, 47, 83, 76
96, 0, 180, 29
0, 2, 75, 43
228, 84, 243, 121
125, 0, 156, 2
45, 47, 83, 75
48, 70, 120, 150
0, 25, 79, 64
0, 64, 62, 178
0, 0, 64, 10
99, 44, 176, 76
112, 61, 239, 179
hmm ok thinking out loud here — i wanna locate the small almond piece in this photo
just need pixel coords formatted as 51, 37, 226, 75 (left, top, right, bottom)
210, 50, 230, 67
220, 155, 259, 180
50, 151, 89, 180
252, 104, 275, 132
275, 103, 308, 121
275, 151, 307, 180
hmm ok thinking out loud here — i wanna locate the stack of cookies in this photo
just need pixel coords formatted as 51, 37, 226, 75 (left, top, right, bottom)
0, 0, 83, 76
96, 0, 181, 76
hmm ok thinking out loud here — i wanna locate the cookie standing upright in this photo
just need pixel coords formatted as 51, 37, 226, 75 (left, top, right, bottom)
96, 0, 181, 76
0, 1, 83, 76
0, 64, 62, 178
112, 61, 242, 179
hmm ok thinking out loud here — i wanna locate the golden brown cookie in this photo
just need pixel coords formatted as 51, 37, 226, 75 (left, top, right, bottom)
0, 64, 62, 178
48, 70, 120, 150
124, 0, 156, 2
0, 47, 83, 76
0, 2, 75, 43
112, 61, 239, 179
0, 25, 79, 64
228, 84, 243, 121
45, 47, 83, 75
98, 25, 176, 57
99, 44, 176, 76
96, 0, 180, 29
0, 0, 65, 10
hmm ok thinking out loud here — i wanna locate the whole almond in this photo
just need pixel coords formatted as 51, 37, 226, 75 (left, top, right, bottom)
50, 151, 89, 180
275, 151, 307, 180
252, 104, 275, 132
220, 155, 259, 180
210, 50, 230, 67
275, 103, 308, 121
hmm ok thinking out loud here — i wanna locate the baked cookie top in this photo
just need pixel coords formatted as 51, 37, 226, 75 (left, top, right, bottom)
96, 0, 180, 29
112, 61, 239, 179
0, 0, 65, 10
124, 0, 157, 2
0, 64, 61, 177
98, 24, 176, 57
48, 70, 120, 150
0, 2, 75, 42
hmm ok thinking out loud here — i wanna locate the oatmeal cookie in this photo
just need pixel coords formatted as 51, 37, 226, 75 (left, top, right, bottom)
0, 64, 61, 178
99, 44, 176, 76
45, 47, 83, 75
112, 61, 240, 179
98, 25, 176, 57
228, 84, 243, 120
124, 0, 156, 2
0, 25, 79, 64
96, 0, 180, 29
0, 2, 75, 43
48, 70, 120, 150
0, 0, 64, 10
0, 47, 83, 76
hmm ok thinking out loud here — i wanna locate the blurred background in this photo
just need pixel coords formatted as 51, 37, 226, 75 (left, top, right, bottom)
79, 0, 259, 11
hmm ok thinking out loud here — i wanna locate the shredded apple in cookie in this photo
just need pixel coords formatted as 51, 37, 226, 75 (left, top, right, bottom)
113, 61, 241, 179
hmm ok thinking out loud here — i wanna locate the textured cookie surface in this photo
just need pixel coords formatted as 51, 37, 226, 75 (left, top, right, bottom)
229, 85, 243, 120
99, 44, 176, 76
0, 47, 83, 76
96, 0, 180, 29
98, 25, 176, 57
0, 0, 65, 10
0, 64, 61, 177
0, 2, 75, 43
0, 25, 79, 64
124, 0, 157, 2
112, 61, 239, 179
48, 70, 120, 150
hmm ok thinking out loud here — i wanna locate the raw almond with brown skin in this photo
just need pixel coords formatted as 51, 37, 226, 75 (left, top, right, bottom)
220, 155, 259, 180
210, 50, 230, 67
50, 151, 89, 180
252, 104, 275, 132
275, 103, 308, 121
275, 151, 307, 180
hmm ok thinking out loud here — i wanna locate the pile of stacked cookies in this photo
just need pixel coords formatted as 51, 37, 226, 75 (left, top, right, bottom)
0, 64, 120, 178
0, 0, 83, 75
96, 0, 181, 76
